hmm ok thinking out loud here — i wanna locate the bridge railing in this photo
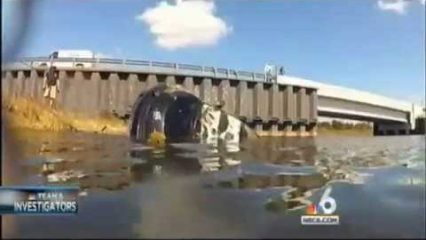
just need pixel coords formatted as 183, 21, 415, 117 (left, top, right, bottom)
16, 57, 267, 82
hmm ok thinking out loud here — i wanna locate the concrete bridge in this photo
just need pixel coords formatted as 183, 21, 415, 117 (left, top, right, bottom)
2, 57, 424, 136
278, 76, 425, 135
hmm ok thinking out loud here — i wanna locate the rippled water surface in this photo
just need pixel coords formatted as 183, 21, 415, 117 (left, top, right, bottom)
5, 130, 426, 238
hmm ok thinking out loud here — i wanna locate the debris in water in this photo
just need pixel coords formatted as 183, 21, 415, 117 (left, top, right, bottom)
153, 165, 162, 176
42, 158, 70, 174
265, 198, 286, 212
278, 147, 297, 152
78, 191, 88, 197
57, 147, 69, 153
265, 187, 313, 213
130, 144, 153, 151
101, 126, 107, 132
71, 146, 85, 152
224, 158, 241, 166
47, 170, 87, 183
44, 158, 66, 164
148, 131, 166, 149
290, 160, 305, 166
39, 143, 51, 153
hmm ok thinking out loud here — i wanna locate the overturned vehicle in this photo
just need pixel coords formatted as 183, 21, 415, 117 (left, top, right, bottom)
129, 84, 257, 146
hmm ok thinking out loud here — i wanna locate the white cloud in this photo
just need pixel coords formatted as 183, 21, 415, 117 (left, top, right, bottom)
136, 0, 232, 50
377, 0, 409, 14
377, 0, 424, 14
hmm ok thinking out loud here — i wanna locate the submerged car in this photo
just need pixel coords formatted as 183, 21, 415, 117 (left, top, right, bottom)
129, 84, 256, 146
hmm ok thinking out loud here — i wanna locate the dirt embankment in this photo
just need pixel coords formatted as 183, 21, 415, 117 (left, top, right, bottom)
2, 97, 128, 135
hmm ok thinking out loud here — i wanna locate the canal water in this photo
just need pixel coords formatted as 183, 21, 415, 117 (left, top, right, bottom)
3, 130, 426, 238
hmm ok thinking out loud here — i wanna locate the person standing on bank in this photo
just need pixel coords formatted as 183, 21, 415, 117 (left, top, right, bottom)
42, 66, 60, 108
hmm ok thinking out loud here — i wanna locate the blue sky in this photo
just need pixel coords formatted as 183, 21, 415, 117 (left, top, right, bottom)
4, 0, 426, 103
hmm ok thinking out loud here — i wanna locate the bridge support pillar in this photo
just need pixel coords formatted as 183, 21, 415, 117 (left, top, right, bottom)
253, 82, 263, 119
146, 74, 158, 90
71, 71, 84, 112
219, 79, 232, 113
373, 122, 410, 136
128, 74, 139, 107
309, 90, 317, 122
2, 71, 10, 99
109, 73, 120, 114
57, 70, 68, 108
283, 86, 295, 122
283, 121, 296, 137
270, 122, 279, 136
297, 123, 307, 137
269, 84, 280, 120
16, 71, 25, 98
414, 118, 426, 135
201, 78, 212, 104
237, 81, 248, 118
166, 75, 175, 86
183, 76, 194, 93
90, 72, 102, 114
255, 121, 263, 135
306, 123, 317, 137
29, 70, 38, 99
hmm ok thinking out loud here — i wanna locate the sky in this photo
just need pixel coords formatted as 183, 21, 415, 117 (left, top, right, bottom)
3, 0, 425, 104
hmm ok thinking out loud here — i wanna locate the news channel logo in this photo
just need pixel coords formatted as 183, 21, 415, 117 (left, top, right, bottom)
301, 186, 339, 225
0, 186, 79, 215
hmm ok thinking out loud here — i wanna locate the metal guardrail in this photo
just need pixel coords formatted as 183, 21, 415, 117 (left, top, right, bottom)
17, 56, 268, 82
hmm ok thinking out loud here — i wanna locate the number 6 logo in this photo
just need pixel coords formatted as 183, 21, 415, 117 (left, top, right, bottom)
319, 186, 337, 215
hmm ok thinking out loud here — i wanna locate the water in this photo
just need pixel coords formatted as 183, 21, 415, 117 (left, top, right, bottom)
4, 130, 426, 238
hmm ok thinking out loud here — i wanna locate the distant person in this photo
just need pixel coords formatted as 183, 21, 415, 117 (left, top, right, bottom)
42, 66, 60, 108
279, 66, 285, 75
264, 64, 272, 83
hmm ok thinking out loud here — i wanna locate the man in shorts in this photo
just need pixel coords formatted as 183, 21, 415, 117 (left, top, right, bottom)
42, 66, 60, 108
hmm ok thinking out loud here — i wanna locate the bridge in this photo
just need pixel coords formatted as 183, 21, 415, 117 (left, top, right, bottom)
2, 57, 424, 136
278, 76, 425, 135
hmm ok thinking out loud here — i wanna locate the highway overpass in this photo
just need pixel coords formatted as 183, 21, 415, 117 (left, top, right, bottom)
278, 76, 425, 135
2, 57, 424, 136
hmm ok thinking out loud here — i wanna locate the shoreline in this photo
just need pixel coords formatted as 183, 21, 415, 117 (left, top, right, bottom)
2, 97, 128, 136
6, 126, 128, 137
3, 97, 373, 138
317, 127, 373, 136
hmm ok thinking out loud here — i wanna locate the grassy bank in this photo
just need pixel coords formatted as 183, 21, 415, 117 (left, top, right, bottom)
316, 121, 373, 136
2, 97, 128, 135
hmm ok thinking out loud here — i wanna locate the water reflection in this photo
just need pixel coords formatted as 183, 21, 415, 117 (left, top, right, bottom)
242, 137, 318, 165
31, 136, 322, 192
33, 135, 335, 220
33, 135, 362, 208
8, 130, 426, 238
30, 134, 423, 199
